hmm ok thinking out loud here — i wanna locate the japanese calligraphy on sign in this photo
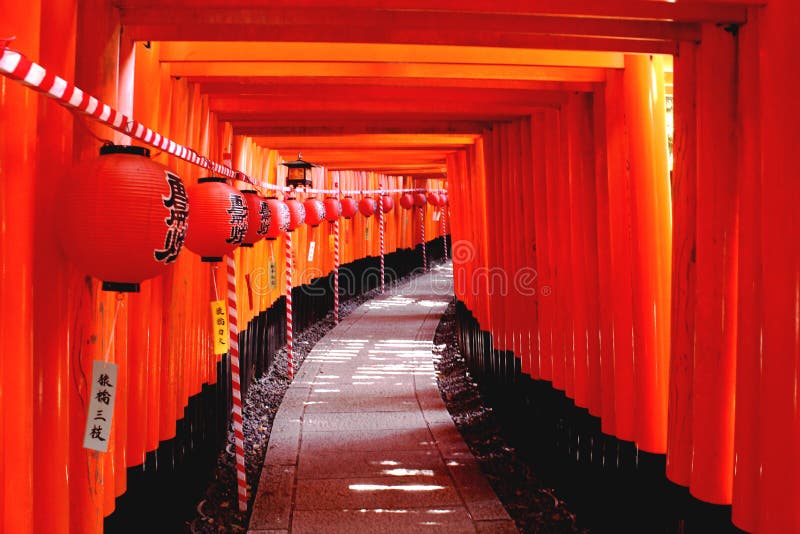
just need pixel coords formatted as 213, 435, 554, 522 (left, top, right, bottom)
268, 260, 278, 289
83, 360, 119, 452
307, 241, 316, 262
329, 234, 335, 251
154, 171, 189, 263
210, 300, 229, 355
257, 200, 270, 235
226, 194, 248, 245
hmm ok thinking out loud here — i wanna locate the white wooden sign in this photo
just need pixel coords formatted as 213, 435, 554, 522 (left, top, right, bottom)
83, 360, 119, 452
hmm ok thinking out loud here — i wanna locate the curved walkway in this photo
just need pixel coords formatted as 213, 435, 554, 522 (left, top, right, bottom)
247, 263, 517, 533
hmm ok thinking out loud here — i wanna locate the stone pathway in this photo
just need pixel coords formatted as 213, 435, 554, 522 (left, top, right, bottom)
247, 263, 518, 533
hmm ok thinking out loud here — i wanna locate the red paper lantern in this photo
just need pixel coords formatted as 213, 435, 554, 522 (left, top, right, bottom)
185, 177, 249, 262
241, 190, 270, 247
56, 144, 189, 292
413, 192, 427, 207
324, 196, 342, 223
381, 194, 395, 214
399, 192, 414, 210
341, 196, 358, 219
358, 197, 377, 217
427, 192, 441, 207
285, 197, 306, 231
264, 197, 290, 240
303, 197, 326, 227
439, 193, 449, 206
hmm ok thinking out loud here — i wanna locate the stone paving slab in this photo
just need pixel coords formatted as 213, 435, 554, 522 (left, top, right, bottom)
300, 428, 439, 454
296, 449, 448, 480
291, 507, 478, 534
248, 264, 517, 533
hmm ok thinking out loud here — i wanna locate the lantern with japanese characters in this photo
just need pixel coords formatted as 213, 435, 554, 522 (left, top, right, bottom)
381, 194, 395, 214
285, 197, 306, 232
358, 196, 377, 218
324, 196, 342, 223
264, 197, 290, 239
56, 144, 189, 292
341, 196, 358, 219
303, 197, 326, 227
241, 190, 271, 247
184, 177, 248, 262
399, 192, 414, 210
413, 192, 427, 207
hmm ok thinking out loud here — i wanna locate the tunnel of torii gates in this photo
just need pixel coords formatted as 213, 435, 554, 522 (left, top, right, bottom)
1, 0, 799, 533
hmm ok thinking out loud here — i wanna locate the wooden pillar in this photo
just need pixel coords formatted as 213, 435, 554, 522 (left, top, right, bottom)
731, 8, 762, 531
691, 24, 739, 504
531, 112, 553, 382
757, 0, 800, 530
592, 84, 616, 434
0, 3, 41, 534
32, 0, 77, 532
604, 70, 635, 443
623, 53, 671, 454
666, 40, 698, 489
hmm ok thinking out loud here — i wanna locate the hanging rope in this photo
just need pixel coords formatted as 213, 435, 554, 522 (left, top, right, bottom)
334, 180, 341, 324
378, 183, 385, 293
225, 253, 247, 512
285, 232, 294, 381
441, 206, 449, 260
420, 205, 427, 272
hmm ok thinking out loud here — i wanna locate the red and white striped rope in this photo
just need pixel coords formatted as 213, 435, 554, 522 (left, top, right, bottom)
333, 181, 341, 324
285, 232, 294, 381
378, 186, 385, 293
420, 206, 427, 272
441, 207, 449, 260
225, 253, 247, 512
0, 47, 447, 197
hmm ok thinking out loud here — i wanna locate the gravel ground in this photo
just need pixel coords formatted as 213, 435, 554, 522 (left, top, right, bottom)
186, 267, 586, 534
431, 301, 587, 534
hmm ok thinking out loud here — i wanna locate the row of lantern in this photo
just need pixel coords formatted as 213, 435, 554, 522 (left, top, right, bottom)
56, 145, 448, 292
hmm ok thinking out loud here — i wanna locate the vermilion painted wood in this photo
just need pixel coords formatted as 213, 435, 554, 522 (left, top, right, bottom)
591, 85, 616, 435
757, 0, 800, 531
690, 24, 738, 504
146, 277, 164, 453
501, 122, 518, 357
128, 20, 680, 53
218, 76, 598, 94
509, 120, 528, 369
119, 0, 749, 24
604, 69, 635, 444
161, 42, 625, 69
547, 108, 572, 393
31, 0, 76, 531
531, 112, 553, 382
666, 41, 698, 489
731, 10, 762, 531
473, 137, 492, 333
519, 117, 540, 378
121, 7, 701, 41
577, 93, 603, 418
486, 127, 504, 352
113, 294, 130, 504
567, 94, 591, 409
0, 3, 40, 533
624, 54, 670, 455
